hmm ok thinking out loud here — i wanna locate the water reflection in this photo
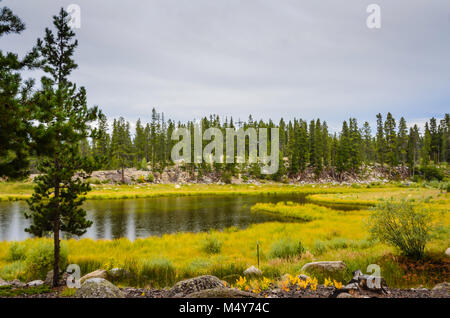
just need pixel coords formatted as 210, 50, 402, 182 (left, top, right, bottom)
0, 194, 306, 241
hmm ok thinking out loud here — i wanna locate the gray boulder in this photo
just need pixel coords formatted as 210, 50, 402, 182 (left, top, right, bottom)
243, 266, 262, 278
75, 278, 125, 298
432, 282, 450, 292
187, 288, 259, 298
301, 261, 347, 273
168, 275, 225, 297
10, 279, 26, 288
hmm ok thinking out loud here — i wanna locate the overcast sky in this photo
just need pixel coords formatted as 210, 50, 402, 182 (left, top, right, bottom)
2, 0, 449, 132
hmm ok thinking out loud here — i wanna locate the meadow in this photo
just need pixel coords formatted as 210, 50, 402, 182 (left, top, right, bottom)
0, 181, 448, 289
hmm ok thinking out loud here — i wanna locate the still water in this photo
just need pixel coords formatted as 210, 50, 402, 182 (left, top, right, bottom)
0, 194, 306, 241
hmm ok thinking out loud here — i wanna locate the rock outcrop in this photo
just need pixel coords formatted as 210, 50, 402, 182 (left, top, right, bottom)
75, 278, 125, 298
301, 261, 347, 273
168, 275, 225, 297
187, 288, 259, 298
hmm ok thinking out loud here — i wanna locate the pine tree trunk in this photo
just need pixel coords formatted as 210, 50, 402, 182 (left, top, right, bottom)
121, 163, 125, 183
53, 183, 60, 287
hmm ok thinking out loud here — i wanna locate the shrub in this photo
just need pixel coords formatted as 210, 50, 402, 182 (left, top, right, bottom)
202, 236, 223, 254
136, 175, 146, 183
6, 242, 27, 261
268, 238, 305, 260
146, 173, 155, 183
25, 241, 69, 280
0, 261, 27, 281
367, 200, 434, 259
221, 171, 233, 184
418, 166, 444, 181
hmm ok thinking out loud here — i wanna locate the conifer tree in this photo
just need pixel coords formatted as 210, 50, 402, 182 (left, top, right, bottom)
0, 3, 35, 178
376, 113, 385, 166
397, 117, 408, 166
25, 9, 102, 286
384, 112, 397, 167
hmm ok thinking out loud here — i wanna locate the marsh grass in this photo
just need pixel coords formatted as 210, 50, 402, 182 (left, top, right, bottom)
0, 183, 448, 288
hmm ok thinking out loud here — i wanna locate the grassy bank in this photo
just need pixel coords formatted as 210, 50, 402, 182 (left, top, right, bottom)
0, 183, 448, 289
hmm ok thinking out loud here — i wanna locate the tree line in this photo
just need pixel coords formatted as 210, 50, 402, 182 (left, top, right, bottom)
84, 111, 449, 181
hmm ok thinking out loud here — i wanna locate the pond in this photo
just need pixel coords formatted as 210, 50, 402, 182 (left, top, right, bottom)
0, 194, 307, 241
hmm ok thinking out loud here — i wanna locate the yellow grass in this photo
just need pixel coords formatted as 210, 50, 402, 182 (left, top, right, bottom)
0, 182, 448, 288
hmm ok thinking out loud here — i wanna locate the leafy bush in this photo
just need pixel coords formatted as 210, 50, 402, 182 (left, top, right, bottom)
221, 171, 233, 184
136, 175, 146, 183
146, 173, 155, 183
25, 241, 69, 280
268, 238, 305, 260
418, 166, 444, 181
6, 242, 27, 261
202, 236, 223, 254
367, 200, 434, 259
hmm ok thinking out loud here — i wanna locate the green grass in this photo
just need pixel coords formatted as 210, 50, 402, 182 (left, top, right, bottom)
0, 285, 52, 297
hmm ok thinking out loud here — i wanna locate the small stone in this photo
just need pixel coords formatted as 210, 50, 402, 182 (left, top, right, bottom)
337, 292, 354, 298
243, 266, 262, 278
27, 280, 44, 287
445, 248, 450, 257
298, 274, 310, 281
10, 279, 26, 288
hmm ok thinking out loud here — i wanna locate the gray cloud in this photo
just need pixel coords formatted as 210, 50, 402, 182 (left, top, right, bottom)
2, 0, 449, 131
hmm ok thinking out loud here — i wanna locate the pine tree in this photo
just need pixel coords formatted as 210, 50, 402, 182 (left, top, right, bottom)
313, 119, 323, 175
336, 121, 351, 174
384, 113, 397, 167
407, 125, 420, 175
92, 114, 110, 167
348, 118, 362, 172
111, 117, 133, 182
134, 118, 146, 167
0, 3, 35, 178
25, 9, 102, 287
422, 122, 432, 166
362, 121, 374, 163
397, 117, 408, 166
376, 113, 385, 166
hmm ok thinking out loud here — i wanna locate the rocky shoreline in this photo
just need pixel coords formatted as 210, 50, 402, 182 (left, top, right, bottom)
2, 272, 449, 299
26, 164, 409, 185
